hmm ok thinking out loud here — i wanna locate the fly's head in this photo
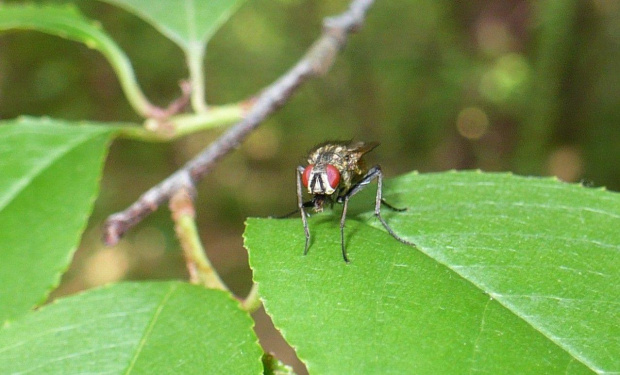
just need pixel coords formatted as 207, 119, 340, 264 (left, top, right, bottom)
301, 163, 340, 211
301, 143, 349, 202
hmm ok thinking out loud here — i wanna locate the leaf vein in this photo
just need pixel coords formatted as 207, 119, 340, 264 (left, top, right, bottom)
123, 283, 178, 374
0, 130, 102, 212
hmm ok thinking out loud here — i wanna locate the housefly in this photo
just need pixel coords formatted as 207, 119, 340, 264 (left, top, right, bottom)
295, 140, 414, 262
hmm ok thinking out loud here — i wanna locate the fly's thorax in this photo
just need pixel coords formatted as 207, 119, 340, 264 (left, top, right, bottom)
307, 144, 347, 169
340, 169, 354, 190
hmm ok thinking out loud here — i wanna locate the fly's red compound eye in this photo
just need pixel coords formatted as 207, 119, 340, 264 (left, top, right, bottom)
302, 165, 313, 187
326, 164, 340, 189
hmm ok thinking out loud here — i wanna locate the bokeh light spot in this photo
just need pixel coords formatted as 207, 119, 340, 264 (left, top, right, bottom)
456, 106, 489, 140
84, 248, 130, 287
477, 18, 513, 56
479, 53, 530, 103
547, 146, 584, 182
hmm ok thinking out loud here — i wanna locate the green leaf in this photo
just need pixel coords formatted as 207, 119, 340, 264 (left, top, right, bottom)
245, 171, 619, 374
98, 0, 247, 51
0, 117, 115, 324
0, 4, 154, 117
98, 0, 248, 112
0, 282, 264, 374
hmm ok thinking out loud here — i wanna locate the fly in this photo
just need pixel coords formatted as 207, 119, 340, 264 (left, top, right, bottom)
295, 140, 414, 262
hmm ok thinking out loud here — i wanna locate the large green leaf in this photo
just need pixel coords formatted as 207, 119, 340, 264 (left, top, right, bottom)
0, 4, 153, 117
0, 118, 115, 324
0, 282, 263, 374
245, 171, 619, 374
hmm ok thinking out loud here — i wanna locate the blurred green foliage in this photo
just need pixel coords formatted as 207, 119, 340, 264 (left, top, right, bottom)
1, 0, 618, 291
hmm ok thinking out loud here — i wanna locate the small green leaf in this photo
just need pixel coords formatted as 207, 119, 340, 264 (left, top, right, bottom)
0, 282, 264, 374
98, 0, 248, 112
245, 171, 619, 374
98, 0, 247, 51
0, 118, 116, 324
0, 4, 154, 117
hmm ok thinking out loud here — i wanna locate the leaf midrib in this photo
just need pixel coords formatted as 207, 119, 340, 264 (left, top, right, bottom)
362, 217, 602, 373
123, 283, 178, 374
0, 129, 105, 212
184, 0, 197, 44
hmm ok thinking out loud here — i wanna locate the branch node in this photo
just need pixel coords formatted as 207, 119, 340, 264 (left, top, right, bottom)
143, 80, 193, 132
170, 188, 196, 222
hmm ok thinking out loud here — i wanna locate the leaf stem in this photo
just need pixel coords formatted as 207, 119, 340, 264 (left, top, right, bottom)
93, 26, 160, 118
242, 283, 261, 313
170, 189, 227, 291
116, 103, 245, 142
186, 43, 209, 113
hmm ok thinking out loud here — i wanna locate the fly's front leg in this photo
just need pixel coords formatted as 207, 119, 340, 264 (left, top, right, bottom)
297, 166, 311, 255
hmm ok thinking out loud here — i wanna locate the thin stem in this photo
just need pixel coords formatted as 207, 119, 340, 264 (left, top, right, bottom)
95, 29, 160, 118
187, 43, 209, 113
242, 283, 261, 313
169, 189, 227, 291
116, 103, 245, 142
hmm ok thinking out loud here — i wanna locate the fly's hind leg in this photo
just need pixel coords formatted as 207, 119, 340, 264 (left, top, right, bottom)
271, 201, 313, 219
381, 198, 407, 212
341, 166, 415, 248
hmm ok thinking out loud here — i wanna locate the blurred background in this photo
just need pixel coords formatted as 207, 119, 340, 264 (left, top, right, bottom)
1, 0, 619, 372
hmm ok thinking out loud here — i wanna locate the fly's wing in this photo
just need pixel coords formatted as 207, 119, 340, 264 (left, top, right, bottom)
347, 141, 379, 156
346, 141, 380, 177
